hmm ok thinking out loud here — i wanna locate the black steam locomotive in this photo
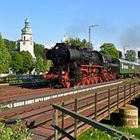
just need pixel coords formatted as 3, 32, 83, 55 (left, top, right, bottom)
42, 43, 121, 88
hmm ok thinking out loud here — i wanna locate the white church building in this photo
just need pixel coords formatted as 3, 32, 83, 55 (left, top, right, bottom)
19, 18, 36, 60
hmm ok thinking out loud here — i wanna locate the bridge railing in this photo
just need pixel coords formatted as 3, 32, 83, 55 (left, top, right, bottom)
52, 104, 138, 140
51, 81, 140, 140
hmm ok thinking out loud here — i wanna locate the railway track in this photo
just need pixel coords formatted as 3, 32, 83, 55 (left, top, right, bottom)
0, 80, 122, 108
0, 80, 139, 139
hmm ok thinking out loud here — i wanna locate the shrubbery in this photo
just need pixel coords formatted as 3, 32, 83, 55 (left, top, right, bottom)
0, 120, 32, 140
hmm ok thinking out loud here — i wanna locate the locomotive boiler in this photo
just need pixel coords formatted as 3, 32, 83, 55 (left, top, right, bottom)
42, 43, 120, 88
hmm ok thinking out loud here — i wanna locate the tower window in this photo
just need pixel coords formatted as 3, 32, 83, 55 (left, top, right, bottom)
138, 51, 140, 59
24, 36, 25, 40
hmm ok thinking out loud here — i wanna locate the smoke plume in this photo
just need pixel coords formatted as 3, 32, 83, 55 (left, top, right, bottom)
120, 25, 140, 49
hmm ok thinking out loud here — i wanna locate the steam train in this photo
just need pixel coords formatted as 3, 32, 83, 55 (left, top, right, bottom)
42, 43, 140, 88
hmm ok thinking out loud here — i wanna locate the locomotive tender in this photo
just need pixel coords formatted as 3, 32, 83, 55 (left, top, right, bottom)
42, 43, 140, 88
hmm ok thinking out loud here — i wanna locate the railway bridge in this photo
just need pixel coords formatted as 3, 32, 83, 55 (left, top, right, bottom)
0, 79, 140, 140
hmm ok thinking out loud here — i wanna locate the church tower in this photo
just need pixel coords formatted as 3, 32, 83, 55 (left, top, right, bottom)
20, 18, 36, 59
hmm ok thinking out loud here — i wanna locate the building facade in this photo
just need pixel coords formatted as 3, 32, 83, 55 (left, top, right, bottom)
20, 18, 36, 59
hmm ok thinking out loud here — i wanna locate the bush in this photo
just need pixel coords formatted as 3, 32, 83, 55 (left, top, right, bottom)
0, 120, 32, 140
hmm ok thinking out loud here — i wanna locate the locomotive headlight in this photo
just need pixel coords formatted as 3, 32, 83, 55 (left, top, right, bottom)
62, 71, 65, 74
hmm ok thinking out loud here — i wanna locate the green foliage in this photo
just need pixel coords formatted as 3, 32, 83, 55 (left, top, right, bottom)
36, 56, 45, 73
4, 39, 16, 52
69, 38, 92, 49
78, 128, 119, 140
100, 43, 119, 58
116, 127, 140, 139
20, 51, 35, 73
11, 52, 23, 73
78, 126, 140, 140
0, 33, 12, 74
0, 120, 32, 140
44, 60, 52, 72
125, 49, 136, 62
34, 43, 45, 58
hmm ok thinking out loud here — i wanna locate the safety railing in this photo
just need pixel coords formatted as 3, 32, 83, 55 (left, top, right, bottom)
51, 81, 140, 140
52, 104, 139, 140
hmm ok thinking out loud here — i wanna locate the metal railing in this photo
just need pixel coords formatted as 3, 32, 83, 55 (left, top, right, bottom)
52, 104, 139, 140
51, 81, 140, 140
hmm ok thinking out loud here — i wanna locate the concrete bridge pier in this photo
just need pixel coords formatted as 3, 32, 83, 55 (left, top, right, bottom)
119, 104, 138, 128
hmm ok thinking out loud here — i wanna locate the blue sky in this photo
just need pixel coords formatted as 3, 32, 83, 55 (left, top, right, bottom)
0, 0, 140, 50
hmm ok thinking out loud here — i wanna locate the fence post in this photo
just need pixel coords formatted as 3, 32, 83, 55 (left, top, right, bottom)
95, 92, 97, 121
124, 84, 126, 105
74, 98, 78, 138
108, 89, 110, 117
134, 82, 137, 98
52, 109, 58, 140
61, 102, 64, 137
117, 86, 119, 109
129, 83, 132, 100
136, 82, 139, 97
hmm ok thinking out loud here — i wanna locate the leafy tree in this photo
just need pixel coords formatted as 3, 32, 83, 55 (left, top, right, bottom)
0, 33, 11, 74
4, 39, 17, 52
20, 51, 35, 73
11, 52, 23, 73
69, 38, 92, 49
36, 56, 45, 73
100, 43, 119, 58
44, 60, 52, 72
34, 43, 45, 58
125, 49, 136, 62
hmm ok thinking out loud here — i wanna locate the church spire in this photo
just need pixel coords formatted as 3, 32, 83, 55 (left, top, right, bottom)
21, 18, 32, 35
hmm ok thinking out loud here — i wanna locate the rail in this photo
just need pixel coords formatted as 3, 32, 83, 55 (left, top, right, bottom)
51, 81, 140, 140
52, 104, 138, 140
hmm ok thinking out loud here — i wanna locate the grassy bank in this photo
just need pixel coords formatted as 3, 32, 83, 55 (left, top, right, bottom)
78, 118, 140, 140
78, 127, 140, 140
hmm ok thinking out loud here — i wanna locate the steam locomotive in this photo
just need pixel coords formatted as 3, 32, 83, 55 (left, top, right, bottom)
42, 43, 140, 88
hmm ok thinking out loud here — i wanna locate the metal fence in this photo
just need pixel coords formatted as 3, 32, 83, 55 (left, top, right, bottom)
51, 81, 140, 140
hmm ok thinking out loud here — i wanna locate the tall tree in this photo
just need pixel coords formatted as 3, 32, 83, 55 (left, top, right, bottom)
34, 43, 45, 58
100, 43, 119, 58
35, 56, 45, 74
69, 38, 92, 49
0, 33, 11, 73
44, 60, 52, 72
20, 51, 35, 73
11, 52, 23, 73
125, 49, 136, 62
4, 39, 16, 52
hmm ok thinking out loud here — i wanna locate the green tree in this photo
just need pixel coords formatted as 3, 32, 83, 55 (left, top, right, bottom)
69, 38, 92, 49
34, 43, 45, 58
4, 39, 17, 52
20, 51, 35, 73
11, 52, 23, 73
125, 49, 136, 62
36, 56, 45, 73
100, 43, 119, 58
44, 60, 52, 72
0, 33, 11, 74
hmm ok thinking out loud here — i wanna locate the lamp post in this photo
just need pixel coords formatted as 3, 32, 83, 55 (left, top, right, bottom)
89, 25, 99, 49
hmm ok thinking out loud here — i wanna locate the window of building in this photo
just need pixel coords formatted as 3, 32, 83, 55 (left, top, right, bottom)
138, 51, 140, 59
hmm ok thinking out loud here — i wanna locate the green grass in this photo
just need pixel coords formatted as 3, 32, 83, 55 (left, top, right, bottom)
77, 126, 140, 140
77, 128, 119, 140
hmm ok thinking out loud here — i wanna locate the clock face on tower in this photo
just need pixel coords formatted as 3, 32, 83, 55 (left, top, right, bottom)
23, 42, 26, 45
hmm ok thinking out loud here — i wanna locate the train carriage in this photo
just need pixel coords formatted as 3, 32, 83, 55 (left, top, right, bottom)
119, 59, 139, 77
